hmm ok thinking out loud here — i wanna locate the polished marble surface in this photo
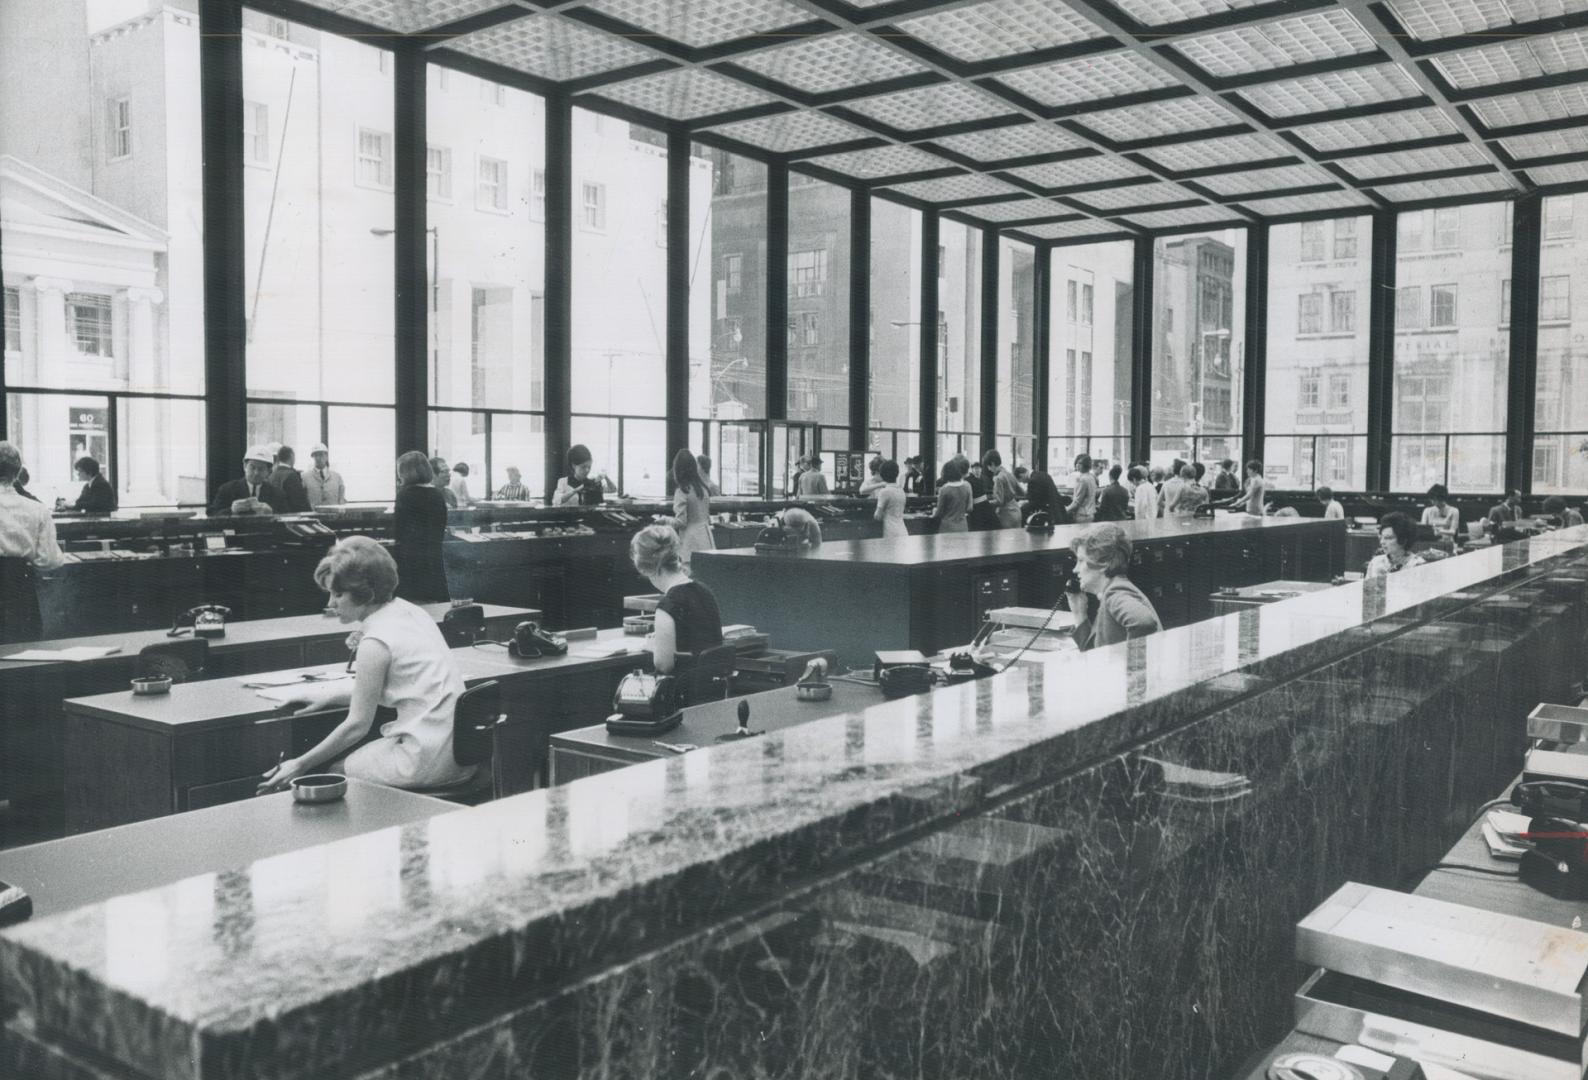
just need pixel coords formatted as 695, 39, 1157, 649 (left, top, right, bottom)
3, 529, 1586, 1079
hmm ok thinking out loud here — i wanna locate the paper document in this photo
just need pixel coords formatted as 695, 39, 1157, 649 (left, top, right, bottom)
254, 679, 353, 709
239, 669, 347, 688
571, 641, 639, 659
1, 645, 123, 662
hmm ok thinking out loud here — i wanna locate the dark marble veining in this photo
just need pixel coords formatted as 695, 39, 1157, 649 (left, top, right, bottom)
3, 529, 1587, 1079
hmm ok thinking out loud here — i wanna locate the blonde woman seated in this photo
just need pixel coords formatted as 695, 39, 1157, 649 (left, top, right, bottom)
630, 523, 723, 674
781, 507, 823, 549
258, 536, 474, 793
1063, 523, 1163, 651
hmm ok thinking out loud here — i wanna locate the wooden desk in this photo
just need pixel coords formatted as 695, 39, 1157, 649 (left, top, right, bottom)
549, 678, 881, 785
0, 781, 454, 919
1207, 579, 1335, 616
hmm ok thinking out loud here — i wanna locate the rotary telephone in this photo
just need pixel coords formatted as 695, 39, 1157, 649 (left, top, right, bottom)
511, 620, 568, 658
168, 604, 231, 638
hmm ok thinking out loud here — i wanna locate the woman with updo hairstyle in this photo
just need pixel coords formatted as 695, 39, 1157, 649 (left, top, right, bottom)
1064, 523, 1163, 651
392, 450, 450, 603
259, 536, 473, 793
630, 523, 723, 674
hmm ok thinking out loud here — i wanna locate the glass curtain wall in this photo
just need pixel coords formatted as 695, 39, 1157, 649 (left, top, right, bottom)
1263, 216, 1371, 491
1, 0, 207, 506
1047, 240, 1133, 476
996, 237, 1036, 470
787, 175, 852, 488
870, 198, 922, 464
938, 220, 982, 468
1531, 193, 1588, 496
1391, 202, 1508, 493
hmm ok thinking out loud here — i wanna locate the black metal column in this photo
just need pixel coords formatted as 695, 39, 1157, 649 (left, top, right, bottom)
1506, 195, 1542, 495
1130, 237, 1153, 465
979, 228, 999, 455
665, 132, 691, 480
849, 188, 870, 450
393, 43, 428, 458
1243, 222, 1268, 467
919, 209, 940, 477
542, 94, 573, 502
766, 163, 789, 422
1365, 209, 1398, 492
1033, 244, 1051, 468
199, 0, 248, 497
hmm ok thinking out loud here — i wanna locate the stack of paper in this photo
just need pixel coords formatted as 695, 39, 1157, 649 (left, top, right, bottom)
1483, 809, 1534, 860
1, 645, 122, 662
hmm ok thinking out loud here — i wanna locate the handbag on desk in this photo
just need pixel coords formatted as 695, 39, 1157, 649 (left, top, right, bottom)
605, 669, 683, 736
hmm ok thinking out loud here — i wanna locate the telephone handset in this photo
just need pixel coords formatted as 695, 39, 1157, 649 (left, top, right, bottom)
169, 604, 231, 638
511, 620, 568, 658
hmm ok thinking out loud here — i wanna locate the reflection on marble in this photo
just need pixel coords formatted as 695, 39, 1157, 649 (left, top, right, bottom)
3, 532, 1587, 1079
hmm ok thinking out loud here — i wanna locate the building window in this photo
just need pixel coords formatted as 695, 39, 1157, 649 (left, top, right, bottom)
1298, 292, 1323, 334
3, 287, 20, 353
1299, 375, 1320, 410
1081, 283, 1093, 325
1432, 207, 1459, 249
1079, 350, 1092, 431
1544, 196, 1575, 240
1398, 374, 1448, 432
1430, 283, 1457, 328
1331, 290, 1355, 332
1535, 440, 1559, 487
724, 253, 743, 294
356, 127, 393, 189
477, 157, 507, 211
1395, 286, 1422, 330
266, 16, 289, 38
1501, 279, 1511, 325
1066, 280, 1077, 322
1328, 374, 1350, 410
66, 293, 113, 358
581, 181, 606, 230
801, 311, 820, 346
1540, 274, 1570, 321
530, 169, 545, 221
1333, 217, 1357, 259
1327, 437, 1349, 483
426, 146, 451, 200
1300, 221, 1325, 261
1398, 212, 1424, 252
789, 249, 828, 298
244, 101, 269, 165
108, 97, 132, 160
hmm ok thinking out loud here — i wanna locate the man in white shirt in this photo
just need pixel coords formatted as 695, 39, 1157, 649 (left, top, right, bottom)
0, 442, 65, 643
1317, 485, 1344, 521
301, 442, 346, 507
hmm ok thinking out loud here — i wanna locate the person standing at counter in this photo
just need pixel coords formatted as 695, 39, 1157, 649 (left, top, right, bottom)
210, 446, 282, 515
268, 446, 311, 513
984, 450, 1023, 529
449, 463, 477, 509
302, 443, 346, 508
1096, 464, 1130, 522
1130, 466, 1155, 521
630, 523, 723, 675
392, 451, 450, 604
0, 442, 64, 644
1367, 512, 1424, 578
874, 459, 907, 539
1022, 466, 1061, 524
1317, 486, 1344, 521
1070, 454, 1098, 524
670, 449, 715, 566
258, 537, 474, 794
930, 458, 972, 533
493, 466, 528, 501
858, 456, 885, 497
554, 445, 616, 506
72, 457, 117, 513
902, 456, 924, 495
1420, 484, 1459, 544
797, 454, 829, 496
1065, 523, 1163, 652
1212, 459, 1240, 494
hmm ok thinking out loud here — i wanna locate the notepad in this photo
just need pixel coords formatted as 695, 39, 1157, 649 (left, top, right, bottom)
1, 646, 123, 662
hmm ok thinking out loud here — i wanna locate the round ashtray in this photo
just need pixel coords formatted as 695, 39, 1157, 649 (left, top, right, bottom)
622, 615, 653, 636
130, 675, 172, 696
291, 773, 348, 803
796, 682, 833, 701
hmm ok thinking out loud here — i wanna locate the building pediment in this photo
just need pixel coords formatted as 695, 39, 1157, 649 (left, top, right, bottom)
0, 154, 166, 252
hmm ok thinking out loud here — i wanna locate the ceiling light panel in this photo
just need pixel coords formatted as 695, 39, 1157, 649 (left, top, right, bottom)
1077, 96, 1243, 142
1336, 143, 1491, 180
929, 123, 1088, 162
594, 67, 780, 120
1075, 179, 1201, 209
1288, 107, 1458, 151
1527, 161, 1588, 185
1138, 132, 1291, 171
1018, 218, 1131, 240
1434, 29, 1588, 90
1500, 128, 1588, 159
729, 33, 930, 93
1121, 204, 1246, 229
1470, 85, 1588, 127
842, 82, 1015, 131
1370, 172, 1513, 199
958, 197, 1073, 222
311, 0, 506, 33
1238, 65, 1421, 117
802, 144, 950, 179
1001, 155, 1150, 188
1172, 10, 1376, 79
1236, 190, 1372, 215
884, 173, 1028, 202
1112, 0, 1268, 24
1387, 0, 1588, 42
893, 0, 1106, 62
450, 14, 655, 81
1193, 163, 1337, 195
580, 0, 813, 48
994, 52, 1181, 108
703, 109, 872, 151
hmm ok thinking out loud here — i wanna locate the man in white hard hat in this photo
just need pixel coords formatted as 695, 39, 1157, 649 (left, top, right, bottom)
301, 442, 346, 508
209, 445, 282, 515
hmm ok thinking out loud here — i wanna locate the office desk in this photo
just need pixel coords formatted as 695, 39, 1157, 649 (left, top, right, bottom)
0, 781, 455, 919
1207, 579, 1336, 616
549, 678, 881, 785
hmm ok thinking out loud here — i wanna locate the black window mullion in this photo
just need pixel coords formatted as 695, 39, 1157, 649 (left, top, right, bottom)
1506, 196, 1542, 495
393, 42, 427, 459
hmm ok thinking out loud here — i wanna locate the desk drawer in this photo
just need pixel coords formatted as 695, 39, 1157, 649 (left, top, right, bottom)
173, 720, 291, 790
185, 775, 263, 811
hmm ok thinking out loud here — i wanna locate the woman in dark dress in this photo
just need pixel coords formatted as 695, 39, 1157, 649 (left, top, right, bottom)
629, 523, 722, 674
392, 450, 450, 604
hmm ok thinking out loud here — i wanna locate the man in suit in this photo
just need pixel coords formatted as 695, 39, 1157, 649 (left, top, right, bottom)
72, 457, 117, 513
269, 445, 311, 513
210, 446, 282, 515
301, 443, 346, 508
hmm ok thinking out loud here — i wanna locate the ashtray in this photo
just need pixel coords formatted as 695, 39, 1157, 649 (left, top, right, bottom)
291, 774, 348, 803
622, 615, 653, 636
796, 682, 832, 701
130, 675, 172, 696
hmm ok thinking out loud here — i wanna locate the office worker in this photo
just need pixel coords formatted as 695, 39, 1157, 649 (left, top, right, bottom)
1065, 523, 1163, 652
210, 445, 282, 515
1317, 485, 1345, 521
1486, 489, 1523, 536
1240, 460, 1268, 516
1420, 483, 1460, 544
1023, 466, 1062, 524
493, 466, 528, 501
1070, 453, 1098, 524
797, 453, 830, 496
267, 446, 311, 513
302, 443, 346, 507
72, 457, 117, 514
696, 454, 722, 497
429, 456, 458, 509
1367, 511, 1424, 578
858, 456, 885, 497
554, 444, 615, 506
392, 450, 450, 604
1157, 459, 1185, 519
1213, 458, 1240, 492
449, 462, 477, 509
1167, 465, 1209, 519
986, 449, 1025, 529
670, 448, 716, 566
630, 523, 723, 675
930, 458, 972, 533
1130, 466, 1155, 521
874, 459, 907, 539
902, 455, 924, 496
1096, 463, 1130, 522
258, 537, 474, 794
0, 442, 65, 644
1544, 495, 1585, 528
781, 507, 824, 549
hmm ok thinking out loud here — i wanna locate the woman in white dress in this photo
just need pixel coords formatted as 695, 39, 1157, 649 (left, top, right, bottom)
873, 459, 908, 539
670, 449, 716, 566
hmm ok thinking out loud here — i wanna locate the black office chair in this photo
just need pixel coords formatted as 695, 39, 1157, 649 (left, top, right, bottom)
673, 643, 736, 707
413, 679, 505, 805
0, 557, 42, 645
138, 639, 210, 683
439, 604, 485, 648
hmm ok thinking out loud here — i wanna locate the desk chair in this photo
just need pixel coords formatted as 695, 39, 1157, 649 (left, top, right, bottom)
413, 679, 505, 805
0, 557, 42, 645
439, 604, 485, 648
138, 639, 209, 683
674, 644, 736, 707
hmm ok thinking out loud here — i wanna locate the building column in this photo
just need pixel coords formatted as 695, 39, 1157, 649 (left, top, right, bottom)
31, 277, 72, 384
124, 287, 167, 503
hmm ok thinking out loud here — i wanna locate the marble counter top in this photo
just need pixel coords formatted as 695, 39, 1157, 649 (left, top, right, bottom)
3, 528, 1585, 1080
